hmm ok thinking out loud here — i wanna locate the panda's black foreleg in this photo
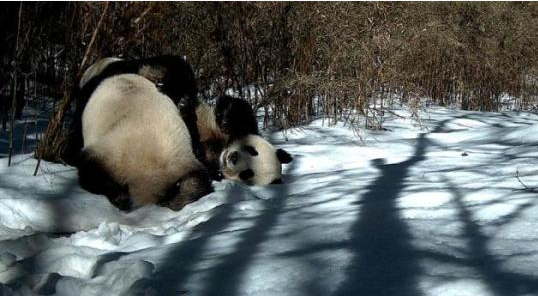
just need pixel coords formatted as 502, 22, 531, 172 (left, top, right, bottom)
180, 100, 205, 163
204, 159, 223, 181
77, 149, 132, 211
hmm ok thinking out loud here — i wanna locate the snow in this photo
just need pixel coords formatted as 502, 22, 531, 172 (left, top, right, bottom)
1, 105, 538, 296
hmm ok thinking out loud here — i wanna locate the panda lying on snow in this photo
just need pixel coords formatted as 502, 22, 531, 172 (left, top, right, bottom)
68, 56, 293, 211
193, 95, 293, 184
79, 73, 211, 210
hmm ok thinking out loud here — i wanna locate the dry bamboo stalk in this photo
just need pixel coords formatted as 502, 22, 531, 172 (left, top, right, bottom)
34, 2, 109, 175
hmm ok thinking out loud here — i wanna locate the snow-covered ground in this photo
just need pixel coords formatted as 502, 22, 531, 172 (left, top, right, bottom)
1, 106, 538, 296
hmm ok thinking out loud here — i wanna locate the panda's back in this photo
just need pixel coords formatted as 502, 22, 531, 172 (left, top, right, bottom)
82, 74, 198, 204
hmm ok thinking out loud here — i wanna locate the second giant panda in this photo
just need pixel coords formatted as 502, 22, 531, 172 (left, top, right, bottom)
78, 73, 212, 211
63, 55, 202, 165
191, 95, 293, 185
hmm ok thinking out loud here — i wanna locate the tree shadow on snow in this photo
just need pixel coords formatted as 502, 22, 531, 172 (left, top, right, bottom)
198, 154, 296, 296
140, 133, 297, 295
161, 128, 429, 296
330, 111, 538, 296
135, 190, 241, 295
134, 112, 538, 296
332, 133, 430, 296
446, 178, 538, 296
0, 174, 82, 294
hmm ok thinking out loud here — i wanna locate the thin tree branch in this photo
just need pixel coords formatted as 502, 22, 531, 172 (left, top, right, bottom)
79, 2, 109, 74
8, 2, 23, 167
515, 170, 538, 192
133, 3, 154, 24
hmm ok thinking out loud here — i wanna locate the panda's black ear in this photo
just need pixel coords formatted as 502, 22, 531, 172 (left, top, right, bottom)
276, 149, 293, 164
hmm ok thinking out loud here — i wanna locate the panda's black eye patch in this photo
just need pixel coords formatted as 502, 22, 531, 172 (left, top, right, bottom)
239, 169, 255, 180
243, 145, 258, 156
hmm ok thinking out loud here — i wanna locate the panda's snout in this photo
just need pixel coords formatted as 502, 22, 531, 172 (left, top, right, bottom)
228, 151, 239, 165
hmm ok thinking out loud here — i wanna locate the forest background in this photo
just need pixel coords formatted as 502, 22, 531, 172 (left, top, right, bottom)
1, 2, 537, 161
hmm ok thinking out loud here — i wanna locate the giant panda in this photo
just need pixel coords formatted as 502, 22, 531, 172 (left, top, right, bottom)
78, 73, 212, 211
63, 55, 202, 165
191, 95, 293, 185
70, 56, 292, 187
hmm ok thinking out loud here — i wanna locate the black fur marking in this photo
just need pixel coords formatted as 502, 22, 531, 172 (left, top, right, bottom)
77, 149, 132, 211
62, 55, 201, 166
159, 182, 181, 207
229, 151, 239, 165
207, 140, 224, 156
276, 148, 293, 164
179, 99, 204, 162
199, 139, 224, 181
239, 169, 255, 181
143, 55, 198, 105
270, 178, 283, 184
243, 145, 258, 156
215, 95, 259, 140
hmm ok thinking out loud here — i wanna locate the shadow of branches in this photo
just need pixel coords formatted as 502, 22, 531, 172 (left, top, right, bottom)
332, 134, 430, 296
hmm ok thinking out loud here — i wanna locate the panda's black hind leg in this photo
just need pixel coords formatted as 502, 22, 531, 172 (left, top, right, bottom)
62, 119, 84, 166
78, 149, 132, 211
159, 168, 213, 211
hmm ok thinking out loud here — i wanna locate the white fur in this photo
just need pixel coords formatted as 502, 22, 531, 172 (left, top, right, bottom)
79, 57, 123, 88
220, 135, 283, 185
82, 74, 201, 206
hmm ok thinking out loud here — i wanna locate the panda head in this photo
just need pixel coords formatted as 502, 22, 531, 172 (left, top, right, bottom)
219, 135, 293, 185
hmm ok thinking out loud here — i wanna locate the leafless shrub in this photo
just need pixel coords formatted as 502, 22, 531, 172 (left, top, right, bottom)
1, 2, 538, 162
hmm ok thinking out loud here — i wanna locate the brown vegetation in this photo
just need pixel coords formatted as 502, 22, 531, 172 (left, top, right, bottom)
1, 2, 538, 162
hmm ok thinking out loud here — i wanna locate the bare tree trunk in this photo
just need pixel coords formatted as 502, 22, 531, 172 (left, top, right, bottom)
8, 2, 23, 167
